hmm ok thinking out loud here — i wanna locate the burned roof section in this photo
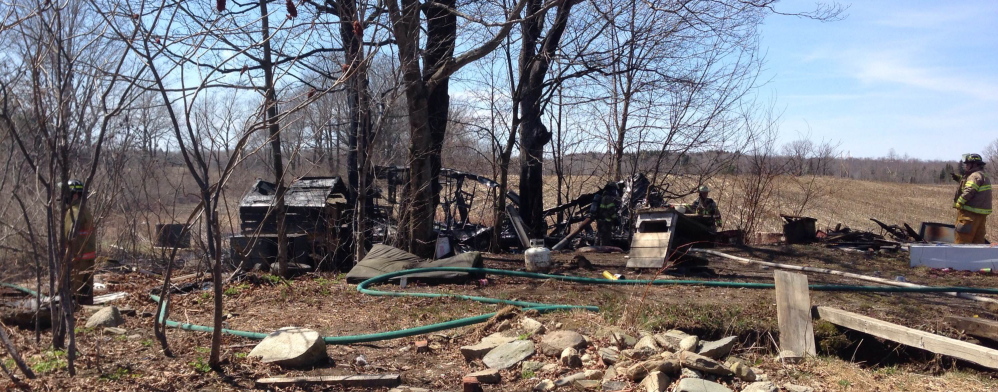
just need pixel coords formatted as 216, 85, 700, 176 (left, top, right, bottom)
239, 177, 349, 210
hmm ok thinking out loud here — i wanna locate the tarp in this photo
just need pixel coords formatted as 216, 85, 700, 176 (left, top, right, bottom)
345, 244, 483, 283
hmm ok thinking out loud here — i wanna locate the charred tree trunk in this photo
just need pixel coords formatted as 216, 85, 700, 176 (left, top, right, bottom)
517, 0, 574, 239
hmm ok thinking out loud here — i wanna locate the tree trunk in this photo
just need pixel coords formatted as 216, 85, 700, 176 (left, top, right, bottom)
338, 0, 374, 264
260, 0, 288, 277
517, 0, 574, 239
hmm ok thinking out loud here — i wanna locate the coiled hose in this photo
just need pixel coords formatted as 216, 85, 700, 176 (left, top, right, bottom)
5, 268, 998, 344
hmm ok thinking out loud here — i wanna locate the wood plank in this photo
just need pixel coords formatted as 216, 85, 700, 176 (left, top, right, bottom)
630, 234, 672, 248
255, 374, 402, 388
626, 257, 665, 269
946, 316, 998, 341
817, 306, 998, 369
774, 271, 815, 357
93, 292, 128, 305
627, 248, 667, 258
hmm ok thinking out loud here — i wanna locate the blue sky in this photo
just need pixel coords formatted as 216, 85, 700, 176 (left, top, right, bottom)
758, 1, 998, 160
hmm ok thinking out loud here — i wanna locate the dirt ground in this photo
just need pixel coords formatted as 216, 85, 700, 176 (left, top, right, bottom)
3, 244, 998, 391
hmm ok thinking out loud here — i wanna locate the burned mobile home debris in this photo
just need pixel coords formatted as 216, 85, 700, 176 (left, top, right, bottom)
229, 177, 353, 271
227, 170, 718, 270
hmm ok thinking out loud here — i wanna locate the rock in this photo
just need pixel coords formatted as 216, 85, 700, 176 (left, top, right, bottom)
602, 365, 618, 382
248, 327, 327, 368
103, 327, 127, 335
654, 330, 689, 351
741, 381, 778, 392
621, 347, 658, 361
539, 330, 587, 356
581, 353, 595, 366
729, 361, 756, 382
603, 380, 629, 391
752, 368, 768, 381
681, 368, 703, 379
126, 334, 142, 340
680, 352, 732, 377
625, 359, 681, 382
460, 333, 517, 361
574, 379, 601, 389
540, 363, 559, 373
483, 340, 535, 369
554, 371, 596, 387
599, 346, 620, 366
466, 369, 501, 384
679, 335, 699, 352
614, 331, 638, 348
561, 347, 583, 368
85, 306, 124, 328
641, 371, 670, 392
635, 335, 660, 351
698, 336, 737, 359
521, 360, 544, 373
673, 378, 732, 392
533, 379, 555, 391
783, 384, 813, 392
521, 317, 546, 336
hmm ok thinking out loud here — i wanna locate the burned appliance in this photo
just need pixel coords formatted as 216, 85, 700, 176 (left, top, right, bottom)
229, 176, 352, 271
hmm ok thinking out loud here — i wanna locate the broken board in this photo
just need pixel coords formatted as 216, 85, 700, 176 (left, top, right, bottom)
255, 374, 401, 388
817, 306, 998, 369
774, 271, 816, 357
945, 316, 998, 342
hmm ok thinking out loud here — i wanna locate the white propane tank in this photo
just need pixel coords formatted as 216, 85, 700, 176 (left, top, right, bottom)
524, 239, 551, 272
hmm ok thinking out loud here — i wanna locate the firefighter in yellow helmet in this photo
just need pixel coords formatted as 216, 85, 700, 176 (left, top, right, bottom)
63, 179, 96, 305
690, 185, 722, 229
953, 154, 991, 244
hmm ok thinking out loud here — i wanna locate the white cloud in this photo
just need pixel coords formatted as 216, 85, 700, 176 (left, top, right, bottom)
855, 54, 998, 101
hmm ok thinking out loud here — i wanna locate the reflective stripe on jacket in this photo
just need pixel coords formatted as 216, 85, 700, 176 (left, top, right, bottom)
954, 170, 992, 215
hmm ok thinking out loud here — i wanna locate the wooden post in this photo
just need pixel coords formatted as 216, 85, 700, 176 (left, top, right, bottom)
819, 307, 998, 370
774, 270, 816, 358
505, 204, 530, 248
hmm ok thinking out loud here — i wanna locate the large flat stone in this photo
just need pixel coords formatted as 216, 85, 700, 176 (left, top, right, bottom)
673, 378, 732, 392
698, 336, 737, 360
483, 339, 534, 369
460, 333, 517, 361
248, 327, 327, 368
680, 352, 732, 376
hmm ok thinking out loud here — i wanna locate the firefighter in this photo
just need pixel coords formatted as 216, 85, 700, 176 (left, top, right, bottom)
952, 153, 991, 244
589, 182, 620, 246
689, 185, 722, 230
63, 179, 96, 305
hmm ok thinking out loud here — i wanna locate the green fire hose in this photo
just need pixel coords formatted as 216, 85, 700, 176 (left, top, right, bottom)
5, 268, 998, 344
